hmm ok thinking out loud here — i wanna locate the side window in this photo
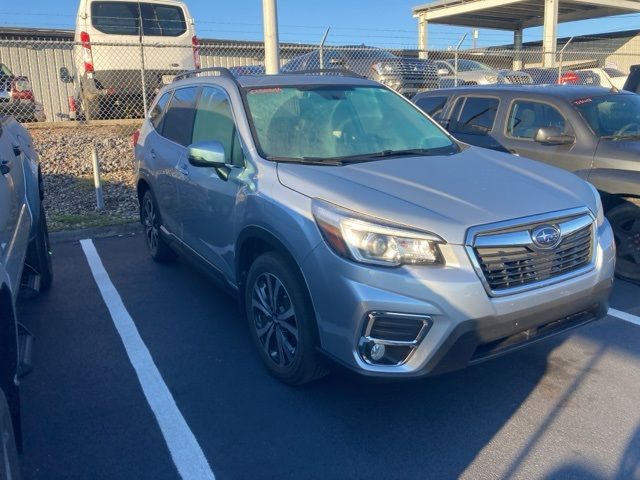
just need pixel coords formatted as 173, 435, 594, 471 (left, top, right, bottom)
161, 87, 198, 146
507, 100, 566, 139
415, 96, 448, 119
452, 97, 499, 135
150, 91, 171, 132
192, 87, 244, 167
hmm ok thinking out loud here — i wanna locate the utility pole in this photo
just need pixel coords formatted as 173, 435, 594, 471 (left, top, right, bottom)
263, 0, 280, 74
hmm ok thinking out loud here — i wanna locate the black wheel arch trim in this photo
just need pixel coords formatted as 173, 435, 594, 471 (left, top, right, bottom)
236, 225, 323, 346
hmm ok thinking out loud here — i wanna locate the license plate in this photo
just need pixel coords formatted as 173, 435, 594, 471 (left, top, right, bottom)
162, 75, 176, 84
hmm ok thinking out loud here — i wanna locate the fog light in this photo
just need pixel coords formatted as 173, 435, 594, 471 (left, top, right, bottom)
369, 342, 386, 361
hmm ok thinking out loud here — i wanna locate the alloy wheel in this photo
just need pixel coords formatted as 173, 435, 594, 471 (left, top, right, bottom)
251, 272, 299, 367
143, 196, 159, 254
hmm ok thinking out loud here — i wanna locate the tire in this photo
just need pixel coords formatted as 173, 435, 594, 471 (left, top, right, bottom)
141, 190, 176, 263
607, 199, 640, 284
27, 205, 53, 291
244, 252, 327, 385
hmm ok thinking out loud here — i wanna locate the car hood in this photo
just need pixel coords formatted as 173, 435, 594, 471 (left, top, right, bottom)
277, 146, 597, 245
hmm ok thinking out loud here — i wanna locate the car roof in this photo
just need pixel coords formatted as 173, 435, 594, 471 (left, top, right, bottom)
415, 84, 629, 101
175, 72, 380, 89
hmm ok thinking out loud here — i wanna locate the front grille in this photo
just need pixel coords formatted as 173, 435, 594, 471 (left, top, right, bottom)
471, 212, 594, 294
506, 74, 532, 84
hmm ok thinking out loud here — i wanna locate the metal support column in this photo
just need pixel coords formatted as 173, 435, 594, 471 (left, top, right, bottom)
542, 0, 558, 67
263, 0, 281, 74
418, 16, 428, 59
513, 28, 523, 70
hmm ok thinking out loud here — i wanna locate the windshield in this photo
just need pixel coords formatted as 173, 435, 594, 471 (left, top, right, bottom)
603, 68, 626, 78
573, 94, 640, 138
244, 85, 455, 162
454, 60, 493, 72
0, 63, 12, 76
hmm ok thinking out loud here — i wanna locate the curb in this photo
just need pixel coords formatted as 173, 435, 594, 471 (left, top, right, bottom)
50, 222, 142, 244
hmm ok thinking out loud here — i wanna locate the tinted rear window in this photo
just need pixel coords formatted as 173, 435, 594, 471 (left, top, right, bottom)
161, 87, 198, 146
414, 96, 448, 119
452, 97, 499, 135
91, 2, 187, 36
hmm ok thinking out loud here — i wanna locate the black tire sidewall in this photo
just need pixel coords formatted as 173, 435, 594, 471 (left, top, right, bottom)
607, 201, 640, 283
244, 252, 319, 384
141, 190, 176, 262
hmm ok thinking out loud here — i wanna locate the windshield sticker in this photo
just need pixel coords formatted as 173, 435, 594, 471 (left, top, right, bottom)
248, 88, 282, 95
573, 97, 593, 105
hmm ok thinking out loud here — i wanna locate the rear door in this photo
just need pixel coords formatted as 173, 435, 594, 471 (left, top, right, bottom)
448, 95, 507, 152
87, 1, 193, 74
150, 86, 198, 238
0, 123, 29, 295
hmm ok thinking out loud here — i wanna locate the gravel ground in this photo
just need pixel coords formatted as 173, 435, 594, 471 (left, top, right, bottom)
28, 125, 141, 231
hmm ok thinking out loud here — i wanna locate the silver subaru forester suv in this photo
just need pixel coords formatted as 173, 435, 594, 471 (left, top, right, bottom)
134, 68, 615, 385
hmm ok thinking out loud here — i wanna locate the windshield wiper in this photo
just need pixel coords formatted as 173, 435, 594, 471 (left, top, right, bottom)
266, 155, 343, 166
335, 148, 446, 162
601, 133, 640, 141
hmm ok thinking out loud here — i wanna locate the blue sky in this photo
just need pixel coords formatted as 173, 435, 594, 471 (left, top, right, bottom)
4, 0, 640, 48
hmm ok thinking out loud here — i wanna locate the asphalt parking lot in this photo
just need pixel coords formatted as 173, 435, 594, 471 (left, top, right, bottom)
16, 231, 640, 480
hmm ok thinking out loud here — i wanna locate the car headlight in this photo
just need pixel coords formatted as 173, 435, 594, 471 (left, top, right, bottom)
587, 182, 605, 227
312, 200, 444, 267
372, 62, 396, 75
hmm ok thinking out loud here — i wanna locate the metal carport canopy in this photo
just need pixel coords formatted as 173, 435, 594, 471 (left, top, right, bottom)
412, 0, 640, 30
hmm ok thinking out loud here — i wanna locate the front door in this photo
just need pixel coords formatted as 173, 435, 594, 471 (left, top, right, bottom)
500, 99, 593, 178
180, 86, 247, 279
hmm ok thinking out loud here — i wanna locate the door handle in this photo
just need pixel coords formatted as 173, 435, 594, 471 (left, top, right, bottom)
12, 145, 21, 156
0, 158, 11, 175
176, 163, 189, 176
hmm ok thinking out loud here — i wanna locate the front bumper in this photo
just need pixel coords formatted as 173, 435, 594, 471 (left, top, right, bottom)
301, 219, 615, 378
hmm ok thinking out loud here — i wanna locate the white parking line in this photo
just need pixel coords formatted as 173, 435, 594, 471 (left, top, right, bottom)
80, 239, 215, 480
608, 308, 640, 327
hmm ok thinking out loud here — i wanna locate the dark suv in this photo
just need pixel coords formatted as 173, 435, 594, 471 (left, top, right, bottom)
283, 47, 440, 96
414, 85, 640, 282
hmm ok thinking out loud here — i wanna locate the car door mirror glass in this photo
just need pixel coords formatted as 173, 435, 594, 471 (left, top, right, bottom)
187, 141, 226, 168
534, 127, 575, 145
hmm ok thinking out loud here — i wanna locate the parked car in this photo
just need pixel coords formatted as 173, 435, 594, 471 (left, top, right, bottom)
1, 115, 52, 465
0, 387, 21, 479
622, 64, 640, 93
578, 67, 627, 89
60, 0, 199, 120
134, 67, 614, 384
413, 85, 639, 282
0, 63, 39, 123
282, 47, 440, 96
434, 59, 532, 85
521, 67, 601, 86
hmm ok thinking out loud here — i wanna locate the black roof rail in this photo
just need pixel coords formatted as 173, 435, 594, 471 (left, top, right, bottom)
173, 67, 237, 83
284, 69, 365, 78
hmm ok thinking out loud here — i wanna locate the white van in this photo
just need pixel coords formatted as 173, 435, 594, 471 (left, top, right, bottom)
66, 0, 198, 119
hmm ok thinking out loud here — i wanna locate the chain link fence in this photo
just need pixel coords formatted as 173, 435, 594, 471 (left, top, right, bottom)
1, 37, 636, 126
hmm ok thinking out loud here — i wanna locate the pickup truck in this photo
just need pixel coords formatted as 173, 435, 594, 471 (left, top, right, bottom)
414, 85, 640, 283
0, 63, 40, 123
1, 115, 53, 473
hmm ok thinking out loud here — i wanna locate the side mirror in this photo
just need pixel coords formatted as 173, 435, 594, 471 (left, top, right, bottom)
187, 141, 230, 180
59, 67, 74, 83
437, 68, 449, 76
534, 126, 575, 146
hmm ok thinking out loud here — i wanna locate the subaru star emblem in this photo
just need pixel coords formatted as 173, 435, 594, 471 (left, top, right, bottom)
531, 225, 561, 249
